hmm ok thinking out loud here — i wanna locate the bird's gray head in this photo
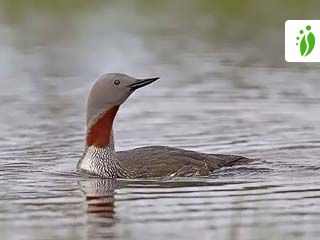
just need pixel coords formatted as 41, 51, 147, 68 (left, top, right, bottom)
86, 73, 158, 126
85, 73, 158, 148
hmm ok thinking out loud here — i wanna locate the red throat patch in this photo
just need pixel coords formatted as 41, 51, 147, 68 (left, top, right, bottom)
86, 106, 119, 148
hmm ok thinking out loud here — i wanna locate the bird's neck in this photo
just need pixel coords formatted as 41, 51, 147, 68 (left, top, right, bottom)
86, 106, 119, 149
78, 106, 129, 178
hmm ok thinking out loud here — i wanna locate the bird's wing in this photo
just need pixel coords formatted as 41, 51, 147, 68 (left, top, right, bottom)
116, 146, 252, 178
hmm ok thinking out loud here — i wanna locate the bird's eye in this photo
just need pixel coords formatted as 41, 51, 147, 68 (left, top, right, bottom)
113, 79, 121, 86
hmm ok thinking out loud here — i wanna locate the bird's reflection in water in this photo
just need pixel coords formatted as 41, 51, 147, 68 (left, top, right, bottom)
79, 178, 117, 229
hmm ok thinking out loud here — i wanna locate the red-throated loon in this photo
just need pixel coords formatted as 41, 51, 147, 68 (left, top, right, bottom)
77, 73, 251, 178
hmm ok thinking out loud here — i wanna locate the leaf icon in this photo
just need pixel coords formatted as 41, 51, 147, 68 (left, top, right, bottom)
300, 35, 307, 56
305, 32, 315, 56
300, 32, 315, 57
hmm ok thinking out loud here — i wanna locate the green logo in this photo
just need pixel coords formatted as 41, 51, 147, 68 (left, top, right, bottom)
296, 25, 315, 57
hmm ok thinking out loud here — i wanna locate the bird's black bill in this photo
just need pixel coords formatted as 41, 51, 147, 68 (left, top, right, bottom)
128, 77, 159, 91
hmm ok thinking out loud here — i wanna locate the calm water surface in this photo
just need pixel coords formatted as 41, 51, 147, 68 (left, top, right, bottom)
0, 1, 320, 240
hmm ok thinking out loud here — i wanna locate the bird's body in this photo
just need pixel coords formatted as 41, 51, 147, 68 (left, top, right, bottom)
77, 73, 252, 178
117, 146, 250, 178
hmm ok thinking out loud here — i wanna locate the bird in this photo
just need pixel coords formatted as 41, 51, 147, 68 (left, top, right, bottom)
77, 73, 252, 178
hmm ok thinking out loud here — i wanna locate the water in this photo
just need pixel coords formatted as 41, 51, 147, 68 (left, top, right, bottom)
1, 1, 320, 239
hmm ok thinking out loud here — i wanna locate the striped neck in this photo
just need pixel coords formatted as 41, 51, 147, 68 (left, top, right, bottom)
78, 145, 129, 178
78, 106, 130, 178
